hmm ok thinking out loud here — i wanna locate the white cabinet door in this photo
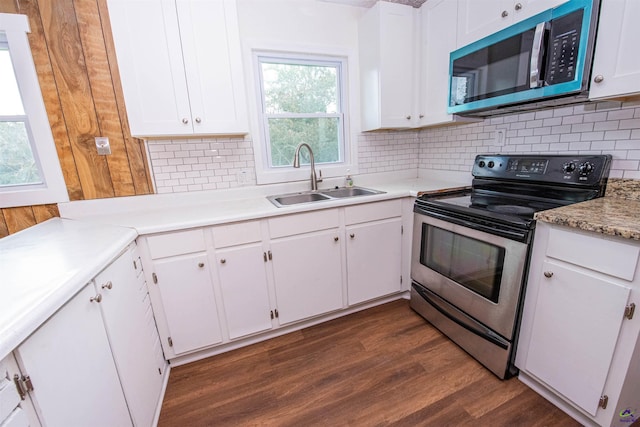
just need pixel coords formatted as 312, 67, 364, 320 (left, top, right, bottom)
359, 1, 416, 130
107, 0, 248, 136
176, 0, 248, 134
270, 230, 344, 325
216, 243, 273, 339
153, 253, 223, 354
525, 260, 631, 416
589, 0, 640, 100
16, 285, 132, 427
457, 0, 568, 48
417, 0, 480, 127
107, 0, 191, 136
95, 247, 165, 427
346, 218, 402, 305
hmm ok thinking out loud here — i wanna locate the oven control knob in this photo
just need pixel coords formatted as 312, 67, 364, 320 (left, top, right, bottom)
487, 161, 495, 168
478, 160, 486, 168
579, 162, 594, 175
562, 162, 576, 173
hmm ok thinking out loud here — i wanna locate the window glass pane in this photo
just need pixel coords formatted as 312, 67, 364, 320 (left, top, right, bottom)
0, 48, 26, 115
268, 117, 340, 167
261, 61, 338, 114
0, 121, 42, 186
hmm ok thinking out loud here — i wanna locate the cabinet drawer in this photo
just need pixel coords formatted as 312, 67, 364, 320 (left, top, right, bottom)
546, 227, 639, 281
212, 221, 262, 248
268, 209, 340, 238
345, 199, 402, 225
146, 229, 206, 259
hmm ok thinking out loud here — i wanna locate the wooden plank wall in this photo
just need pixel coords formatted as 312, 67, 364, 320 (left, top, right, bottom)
0, 0, 153, 237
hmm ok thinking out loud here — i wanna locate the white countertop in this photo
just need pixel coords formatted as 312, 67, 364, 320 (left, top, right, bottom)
58, 170, 471, 234
0, 218, 137, 360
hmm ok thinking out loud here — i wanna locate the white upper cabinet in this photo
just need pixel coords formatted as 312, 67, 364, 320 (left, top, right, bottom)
456, 0, 568, 48
589, 0, 640, 100
416, 0, 479, 127
359, 1, 417, 131
107, 0, 248, 137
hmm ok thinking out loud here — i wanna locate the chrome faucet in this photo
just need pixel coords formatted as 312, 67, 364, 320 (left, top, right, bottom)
293, 143, 322, 191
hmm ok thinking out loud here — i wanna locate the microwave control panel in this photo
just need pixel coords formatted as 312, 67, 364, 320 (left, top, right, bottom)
546, 10, 583, 85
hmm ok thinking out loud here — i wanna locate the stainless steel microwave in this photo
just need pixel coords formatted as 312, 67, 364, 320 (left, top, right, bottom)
448, 0, 600, 117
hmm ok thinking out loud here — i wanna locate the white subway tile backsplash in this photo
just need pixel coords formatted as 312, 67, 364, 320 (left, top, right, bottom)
147, 136, 258, 193
147, 102, 640, 194
418, 102, 640, 177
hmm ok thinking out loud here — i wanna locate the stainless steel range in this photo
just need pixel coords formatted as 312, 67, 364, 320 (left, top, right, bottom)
410, 154, 612, 379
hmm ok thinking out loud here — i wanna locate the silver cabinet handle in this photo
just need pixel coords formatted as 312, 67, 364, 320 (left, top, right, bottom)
594, 75, 604, 83
220, 259, 226, 264
514, 3, 522, 11
334, 236, 339, 242
101, 281, 113, 290
405, 115, 411, 120
195, 117, 202, 123
198, 262, 205, 268
543, 271, 553, 278
350, 233, 355, 239
501, 10, 508, 17
182, 118, 189, 124
90, 294, 102, 303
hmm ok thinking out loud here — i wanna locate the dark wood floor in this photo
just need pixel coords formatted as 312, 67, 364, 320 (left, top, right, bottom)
159, 299, 579, 426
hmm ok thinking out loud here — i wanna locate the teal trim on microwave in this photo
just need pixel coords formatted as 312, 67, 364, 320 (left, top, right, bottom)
447, 0, 595, 115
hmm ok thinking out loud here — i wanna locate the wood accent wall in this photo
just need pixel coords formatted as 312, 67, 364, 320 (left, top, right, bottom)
0, 0, 153, 238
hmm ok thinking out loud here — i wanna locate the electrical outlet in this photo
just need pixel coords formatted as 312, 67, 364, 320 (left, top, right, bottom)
495, 129, 506, 146
95, 137, 111, 155
237, 169, 248, 185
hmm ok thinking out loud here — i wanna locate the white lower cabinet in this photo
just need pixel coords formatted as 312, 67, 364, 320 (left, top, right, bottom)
153, 252, 223, 354
213, 219, 273, 340
95, 245, 166, 427
8, 245, 167, 427
15, 284, 133, 427
345, 201, 403, 305
270, 229, 344, 325
141, 201, 407, 362
517, 222, 640, 426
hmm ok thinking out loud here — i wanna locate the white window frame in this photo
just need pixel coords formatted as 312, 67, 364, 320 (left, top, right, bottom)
249, 47, 356, 185
0, 13, 68, 208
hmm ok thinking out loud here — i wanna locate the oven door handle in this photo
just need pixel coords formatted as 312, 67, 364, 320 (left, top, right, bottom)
413, 284, 509, 350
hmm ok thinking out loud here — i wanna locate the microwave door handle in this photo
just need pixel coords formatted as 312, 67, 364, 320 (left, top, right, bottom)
530, 22, 548, 88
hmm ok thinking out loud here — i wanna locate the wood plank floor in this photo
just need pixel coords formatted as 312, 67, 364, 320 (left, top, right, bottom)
159, 299, 579, 426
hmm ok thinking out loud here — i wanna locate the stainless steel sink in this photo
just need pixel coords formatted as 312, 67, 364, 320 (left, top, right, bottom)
267, 186, 385, 208
271, 192, 330, 206
320, 186, 382, 198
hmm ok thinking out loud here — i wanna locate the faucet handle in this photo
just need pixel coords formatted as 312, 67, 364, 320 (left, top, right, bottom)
317, 169, 323, 183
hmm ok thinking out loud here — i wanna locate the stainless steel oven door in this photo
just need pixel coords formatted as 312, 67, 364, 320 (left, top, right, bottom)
411, 212, 528, 339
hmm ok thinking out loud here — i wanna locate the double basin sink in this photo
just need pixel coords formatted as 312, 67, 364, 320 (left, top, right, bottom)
267, 186, 385, 208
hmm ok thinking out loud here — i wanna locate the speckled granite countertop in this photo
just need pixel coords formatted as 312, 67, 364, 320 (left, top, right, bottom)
535, 179, 640, 240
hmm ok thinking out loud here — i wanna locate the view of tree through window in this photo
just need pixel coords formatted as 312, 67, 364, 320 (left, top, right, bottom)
259, 57, 343, 167
0, 46, 41, 186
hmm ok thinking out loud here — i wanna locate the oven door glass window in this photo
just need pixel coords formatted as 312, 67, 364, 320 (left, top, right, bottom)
420, 224, 505, 303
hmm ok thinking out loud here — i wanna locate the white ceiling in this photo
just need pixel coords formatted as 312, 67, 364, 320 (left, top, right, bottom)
320, 0, 428, 9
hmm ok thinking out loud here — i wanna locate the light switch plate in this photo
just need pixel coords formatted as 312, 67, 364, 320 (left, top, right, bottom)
95, 137, 111, 155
